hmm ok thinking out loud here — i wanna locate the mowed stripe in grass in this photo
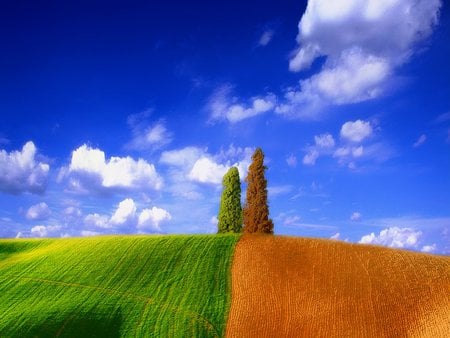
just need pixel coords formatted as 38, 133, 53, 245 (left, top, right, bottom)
226, 235, 450, 337
0, 234, 240, 337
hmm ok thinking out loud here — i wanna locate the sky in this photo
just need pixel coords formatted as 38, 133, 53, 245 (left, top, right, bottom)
1, 0, 449, 254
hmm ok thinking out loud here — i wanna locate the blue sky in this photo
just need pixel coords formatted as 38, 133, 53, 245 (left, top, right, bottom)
1, 0, 449, 254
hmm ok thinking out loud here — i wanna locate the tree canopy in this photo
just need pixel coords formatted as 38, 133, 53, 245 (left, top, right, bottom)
217, 167, 242, 233
243, 148, 273, 234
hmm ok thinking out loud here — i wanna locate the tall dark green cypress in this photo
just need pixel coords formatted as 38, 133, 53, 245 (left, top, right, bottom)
243, 148, 274, 234
217, 167, 242, 233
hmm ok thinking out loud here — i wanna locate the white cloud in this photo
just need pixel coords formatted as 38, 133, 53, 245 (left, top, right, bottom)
188, 157, 230, 184
277, 212, 336, 230
280, 0, 442, 118
161, 145, 252, 186
413, 134, 427, 148
84, 198, 171, 234
268, 185, 294, 197
62, 206, 82, 218
435, 111, 450, 123
329, 232, 350, 242
333, 146, 364, 160
61, 144, 163, 194
26, 202, 51, 221
286, 154, 297, 168
359, 227, 422, 249
315, 133, 335, 148
259, 30, 274, 46
210, 215, 218, 226
283, 215, 301, 226
81, 230, 101, 237
291, 0, 441, 71
0, 141, 50, 194
84, 213, 109, 228
127, 120, 173, 151
350, 212, 362, 222
302, 133, 336, 166
302, 123, 391, 169
330, 232, 340, 240
421, 244, 437, 253
333, 147, 351, 158
279, 49, 391, 118
208, 85, 276, 123
341, 120, 373, 142
137, 207, 171, 232
30, 225, 62, 238
303, 149, 319, 166
160, 147, 205, 168
110, 198, 137, 226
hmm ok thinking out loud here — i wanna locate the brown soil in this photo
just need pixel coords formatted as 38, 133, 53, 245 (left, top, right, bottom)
226, 235, 450, 337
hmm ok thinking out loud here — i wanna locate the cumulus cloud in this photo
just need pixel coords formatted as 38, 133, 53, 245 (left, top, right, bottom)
84, 198, 171, 233
84, 213, 109, 228
188, 157, 230, 184
60, 144, 163, 194
210, 215, 218, 226
208, 85, 276, 123
259, 30, 274, 46
286, 154, 297, 168
421, 244, 436, 253
302, 119, 389, 168
330, 232, 340, 240
279, 49, 392, 117
110, 198, 137, 226
161, 145, 252, 186
62, 206, 82, 218
126, 116, 173, 151
0, 141, 50, 194
137, 207, 172, 232
279, 0, 442, 118
302, 149, 319, 166
350, 212, 361, 222
189, 152, 252, 185
359, 226, 422, 249
413, 134, 427, 148
25, 202, 51, 221
302, 133, 335, 166
333, 146, 364, 168
30, 225, 62, 238
160, 146, 205, 168
315, 133, 335, 148
81, 230, 101, 237
341, 120, 373, 142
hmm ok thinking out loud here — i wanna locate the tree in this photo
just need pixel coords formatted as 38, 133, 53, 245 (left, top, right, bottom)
217, 167, 242, 233
243, 148, 274, 234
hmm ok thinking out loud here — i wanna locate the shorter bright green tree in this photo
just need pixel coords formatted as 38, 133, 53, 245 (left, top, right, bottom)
217, 167, 242, 233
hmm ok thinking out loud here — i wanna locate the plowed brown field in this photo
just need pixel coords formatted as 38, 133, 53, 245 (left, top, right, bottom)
226, 235, 450, 337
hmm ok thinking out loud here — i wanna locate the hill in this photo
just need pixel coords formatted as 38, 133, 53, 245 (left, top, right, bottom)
0, 235, 240, 337
226, 235, 450, 337
1, 234, 449, 337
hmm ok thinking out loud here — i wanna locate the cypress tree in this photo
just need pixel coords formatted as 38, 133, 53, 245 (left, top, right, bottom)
217, 167, 242, 233
243, 148, 274, 234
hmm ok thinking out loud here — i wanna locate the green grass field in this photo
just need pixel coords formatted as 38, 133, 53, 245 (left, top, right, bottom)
0, 234, 240, 337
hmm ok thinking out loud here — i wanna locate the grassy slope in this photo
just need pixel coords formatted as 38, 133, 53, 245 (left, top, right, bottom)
226, 235, 450, 337
0, 234, 240, 337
